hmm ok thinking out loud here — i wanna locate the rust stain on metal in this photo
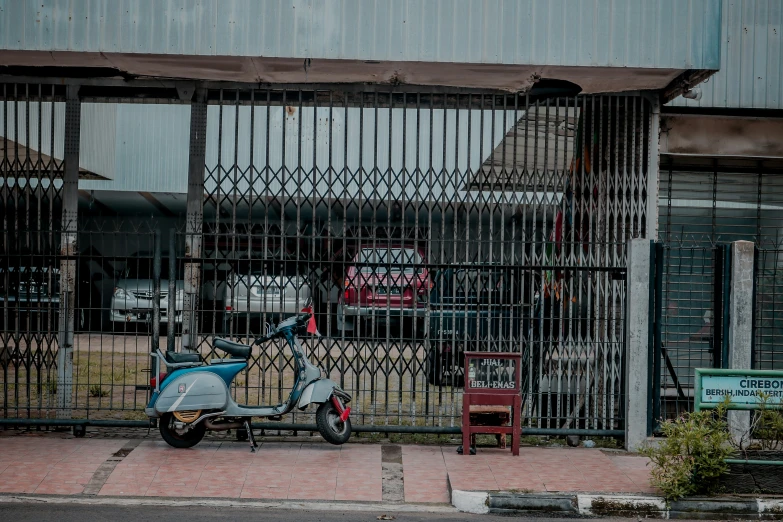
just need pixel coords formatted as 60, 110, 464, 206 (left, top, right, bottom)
286, 106, 296, 116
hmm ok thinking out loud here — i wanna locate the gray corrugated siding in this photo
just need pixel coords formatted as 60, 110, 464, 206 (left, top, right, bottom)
1, 0, 721, 69
79, 104, 513, 195
80, 104, 191, 193
1, 101, 115, 179
670, 0, 783, 109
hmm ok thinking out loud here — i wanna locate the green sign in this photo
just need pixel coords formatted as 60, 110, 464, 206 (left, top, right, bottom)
695, 368, 783, 412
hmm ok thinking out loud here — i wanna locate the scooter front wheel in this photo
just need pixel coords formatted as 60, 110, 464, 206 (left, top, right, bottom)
159, 412, 206, 449
316, 401, 351, 445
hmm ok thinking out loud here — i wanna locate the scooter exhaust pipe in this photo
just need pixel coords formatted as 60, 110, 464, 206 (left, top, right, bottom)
204, 419, 244, 430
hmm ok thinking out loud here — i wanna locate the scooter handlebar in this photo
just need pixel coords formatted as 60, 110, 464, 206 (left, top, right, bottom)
253, 312, 314, 345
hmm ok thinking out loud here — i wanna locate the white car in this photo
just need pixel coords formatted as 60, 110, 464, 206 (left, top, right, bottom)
110, 257, 184, 325
221, 264, 311, 331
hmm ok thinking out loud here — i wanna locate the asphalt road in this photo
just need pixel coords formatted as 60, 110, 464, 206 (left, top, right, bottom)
0, 502, 639, 522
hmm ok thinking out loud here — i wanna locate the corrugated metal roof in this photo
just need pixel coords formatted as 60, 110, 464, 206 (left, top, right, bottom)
669, 0, 783, 109
1, 0, 721, 69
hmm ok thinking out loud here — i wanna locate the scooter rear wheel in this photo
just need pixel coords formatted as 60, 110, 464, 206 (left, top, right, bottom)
316, 401, 351, 445
159, 412, 206, 449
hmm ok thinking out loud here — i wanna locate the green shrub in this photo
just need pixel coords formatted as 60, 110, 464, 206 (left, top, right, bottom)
752, 394, 783, 451
641, 399, 734, 501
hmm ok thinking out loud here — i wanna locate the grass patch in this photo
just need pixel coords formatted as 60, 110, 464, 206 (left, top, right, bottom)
89, 384, 109, 398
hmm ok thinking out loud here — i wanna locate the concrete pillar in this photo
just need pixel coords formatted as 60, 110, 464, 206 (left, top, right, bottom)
56, 86, 80, 418
727, 241, 755, 444
625, 238, 651, 451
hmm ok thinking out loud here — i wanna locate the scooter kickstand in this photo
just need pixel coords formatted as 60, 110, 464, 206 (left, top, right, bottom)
244, 420, 258, 452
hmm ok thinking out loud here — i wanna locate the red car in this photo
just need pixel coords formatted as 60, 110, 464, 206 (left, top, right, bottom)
335, 244, 431, 337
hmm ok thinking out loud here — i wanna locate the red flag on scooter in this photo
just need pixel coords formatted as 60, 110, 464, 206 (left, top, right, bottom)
301, 306, 320, 336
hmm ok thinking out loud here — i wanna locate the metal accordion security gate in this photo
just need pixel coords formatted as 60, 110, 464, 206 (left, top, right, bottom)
193, 89, 652, 434
1, 84, 67, 420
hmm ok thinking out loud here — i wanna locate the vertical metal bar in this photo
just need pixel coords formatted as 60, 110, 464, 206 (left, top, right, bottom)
713, 244, 725, 369
721, 244, 732, 369
648, 241, 662, 433
56, 85, 80, 420
751, 245, 759, 369
183, 89, 207, 353
167, 229, 176, 352
152, 231, 162, 356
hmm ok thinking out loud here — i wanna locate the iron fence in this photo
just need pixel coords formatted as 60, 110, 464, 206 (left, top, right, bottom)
655, 158, 783, 422
754, 249, 783, 371
653, 243, 725, 424
1, 85, 654, 436
194, 89, 649, 433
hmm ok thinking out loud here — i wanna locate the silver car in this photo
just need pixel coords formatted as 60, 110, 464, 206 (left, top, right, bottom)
110, 257, 184, 325
222, 266, 311, 328
0, 266, 61, 323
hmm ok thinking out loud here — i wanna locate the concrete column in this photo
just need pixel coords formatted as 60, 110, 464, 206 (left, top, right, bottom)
727, 241, 755, 444
625, 238, 651, 451
181, 89, 207, 353
56, 86, 80, 419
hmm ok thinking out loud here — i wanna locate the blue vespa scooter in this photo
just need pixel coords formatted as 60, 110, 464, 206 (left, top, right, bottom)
145, 306, 352, 450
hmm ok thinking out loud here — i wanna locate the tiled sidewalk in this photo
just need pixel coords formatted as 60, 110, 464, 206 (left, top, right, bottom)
0, 436, 654, 502
0, 438, 125, 495
438, 446, 656, 494
101, 441, 382, 501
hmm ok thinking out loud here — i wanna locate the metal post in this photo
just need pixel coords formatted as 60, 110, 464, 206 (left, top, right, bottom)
56, 85, 80, 419
182, 89, 207, 353
625, 238, 651, 451
151, 231, 161, 353
645, 96, 660, 240
728, 240, 755, 444
168, 229, 176, 352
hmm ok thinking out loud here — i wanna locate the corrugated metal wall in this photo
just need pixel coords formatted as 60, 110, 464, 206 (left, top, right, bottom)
1, 100, 114, 180
204, 105, 514, 202
1, 0, 721, 69
670, 0, 783, 109
75, 104, 514, 196
79, 104, 190, 193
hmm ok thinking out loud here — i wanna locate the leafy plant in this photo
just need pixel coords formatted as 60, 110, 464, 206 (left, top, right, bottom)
750, 393, 783, 451
641, 398, 734, 501
89, 384, 109, 398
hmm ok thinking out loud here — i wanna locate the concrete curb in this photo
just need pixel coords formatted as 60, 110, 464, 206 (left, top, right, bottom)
450, 490, 783, 518
0, 494, 457, 514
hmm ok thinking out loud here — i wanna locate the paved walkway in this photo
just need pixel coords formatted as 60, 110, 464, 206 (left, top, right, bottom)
0, 434, 655, 502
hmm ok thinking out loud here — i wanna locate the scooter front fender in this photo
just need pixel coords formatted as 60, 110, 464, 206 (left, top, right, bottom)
298, 379, 347, 410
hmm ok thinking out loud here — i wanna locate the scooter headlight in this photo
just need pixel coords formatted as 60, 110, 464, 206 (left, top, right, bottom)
113, 287, 127, 299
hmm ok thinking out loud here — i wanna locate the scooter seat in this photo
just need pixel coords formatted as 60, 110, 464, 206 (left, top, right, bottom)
213, 338, 252, 359
164, 351, 201, 364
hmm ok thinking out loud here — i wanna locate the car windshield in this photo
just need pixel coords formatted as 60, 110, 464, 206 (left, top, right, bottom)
356, 248, 422, 274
